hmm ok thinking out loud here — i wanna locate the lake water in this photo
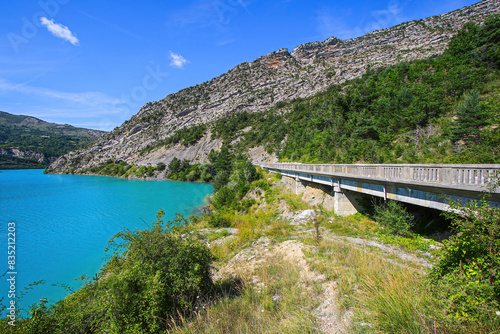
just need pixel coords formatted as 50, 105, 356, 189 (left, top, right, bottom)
0, 169, 213, 316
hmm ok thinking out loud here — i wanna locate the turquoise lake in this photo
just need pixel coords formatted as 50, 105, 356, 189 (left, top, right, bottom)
0, 169, 213, 315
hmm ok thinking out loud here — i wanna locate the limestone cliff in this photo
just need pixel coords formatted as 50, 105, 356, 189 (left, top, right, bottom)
48, 0, 500, 175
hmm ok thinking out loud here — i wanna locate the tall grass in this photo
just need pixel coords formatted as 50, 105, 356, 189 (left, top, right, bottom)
307, 238, 439, 333
358, 271, 433, 333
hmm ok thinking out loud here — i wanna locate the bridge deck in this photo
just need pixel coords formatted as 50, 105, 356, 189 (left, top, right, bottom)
262, 163, 500, 215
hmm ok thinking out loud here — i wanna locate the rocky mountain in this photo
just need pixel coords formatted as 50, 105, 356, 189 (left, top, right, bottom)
0, 111, 106, 169
49, 0, 500, 174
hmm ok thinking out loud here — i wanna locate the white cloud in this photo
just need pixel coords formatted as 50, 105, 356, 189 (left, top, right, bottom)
368, 3, 402, 31
40, 17, 79, 46
169, 52, 189, 69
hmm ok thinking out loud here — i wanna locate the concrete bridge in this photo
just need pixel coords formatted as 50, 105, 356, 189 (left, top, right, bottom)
262, 163, 500, 216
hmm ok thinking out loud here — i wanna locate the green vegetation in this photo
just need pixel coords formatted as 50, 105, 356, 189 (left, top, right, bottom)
211, 16, 500, 164
3, 167, 500, 333
0, 155, 46, 170
0, 111, 105, 169
430, 180, 500, 331
83, 160, 164, 178
85, 145, 258, 189
373, 200, 415, 237
141, 124, 207, 155
2, 212, 215, 333
0, 126, 96, 159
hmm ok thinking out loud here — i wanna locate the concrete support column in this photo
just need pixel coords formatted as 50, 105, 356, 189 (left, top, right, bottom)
333, 187, 360, 217
296, 177, 307, 195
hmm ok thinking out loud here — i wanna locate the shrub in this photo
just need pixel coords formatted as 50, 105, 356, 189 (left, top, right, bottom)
431, 186, 500, 329
207, 214, 231, 228
240, 160, 259, 184
157, 162, 166, 171
212, 186, 236, 210
373, 200, 415, 237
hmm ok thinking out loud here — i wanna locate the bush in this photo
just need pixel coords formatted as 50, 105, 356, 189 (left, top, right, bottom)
431, 187, 500, 329
373, 200, 414, 237
212, 186, 236, 210
157, 162, 166, 171
207, 214, 231, 228
240, 160, 259, 183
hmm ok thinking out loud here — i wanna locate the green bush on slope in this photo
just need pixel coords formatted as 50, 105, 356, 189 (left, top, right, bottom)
431, 180, 500, 330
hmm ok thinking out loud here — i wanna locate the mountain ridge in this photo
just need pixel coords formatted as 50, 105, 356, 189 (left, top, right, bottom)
0, 111, 106, 169
48, 0, 500, 174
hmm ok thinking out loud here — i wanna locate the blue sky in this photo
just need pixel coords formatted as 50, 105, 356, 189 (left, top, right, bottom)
0, 0, 479, 130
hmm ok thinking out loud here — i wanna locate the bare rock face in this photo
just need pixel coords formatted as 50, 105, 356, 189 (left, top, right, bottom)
49, 0, 500, 175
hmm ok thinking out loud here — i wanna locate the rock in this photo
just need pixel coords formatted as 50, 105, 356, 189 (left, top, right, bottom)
0, 148, 51, 164
195, 206, 212, 215
48, 0, 500, 175
290, 209, 316, 225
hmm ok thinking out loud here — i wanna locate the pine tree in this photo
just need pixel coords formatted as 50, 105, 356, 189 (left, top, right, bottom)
452, 90, 489, 145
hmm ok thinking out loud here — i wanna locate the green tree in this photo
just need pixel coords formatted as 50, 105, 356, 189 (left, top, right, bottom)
241, 159, 259, 184
452, 90, 489, 145
157, 162, 166, 171
212, 185, 236, 210
214, 146, 233, 174
213, 170, 229, 192
446, 22, 480, 61
168, 157, 182, 174
478, 14, 500, 69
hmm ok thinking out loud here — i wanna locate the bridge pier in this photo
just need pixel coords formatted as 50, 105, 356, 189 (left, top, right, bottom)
295, 176, 307, 194
289, 175, 363, 216
333, 187, 364, 217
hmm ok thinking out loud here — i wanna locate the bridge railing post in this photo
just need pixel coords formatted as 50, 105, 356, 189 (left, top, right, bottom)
442, 167, 453, 185
402, 166, 410, 180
